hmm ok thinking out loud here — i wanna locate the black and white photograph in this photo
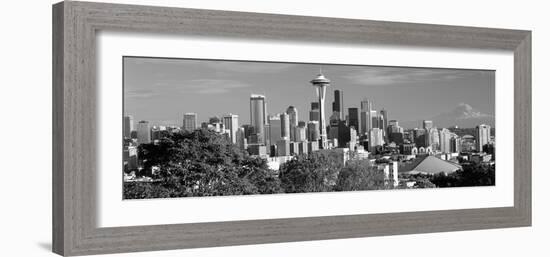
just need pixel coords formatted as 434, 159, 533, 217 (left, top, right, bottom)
122, 57, 496, 199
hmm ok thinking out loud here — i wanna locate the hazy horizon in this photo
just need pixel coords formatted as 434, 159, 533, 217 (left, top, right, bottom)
123, 57, 495, 129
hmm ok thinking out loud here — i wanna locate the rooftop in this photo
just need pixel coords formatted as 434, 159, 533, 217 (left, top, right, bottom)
400, 155, 462, 175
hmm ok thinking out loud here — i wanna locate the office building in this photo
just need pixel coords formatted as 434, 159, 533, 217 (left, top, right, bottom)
450, 135, 462, 153
377, 161, 399, 187
476, 124, 491, 152
182, 113, 198, 132
276, 139, 290, 157
295, 125, 307, 142
286, 106, 298, 141
123, 115, 133, 138
414, 128, 427, 147
426, 128, 440, 150
307, 121, 320, 142
123, 145, 138, 171
309, 102, 320, 121
250, 94, 267, 144
298, 141, 309, 155
380, 109, 388, 131
332, 89, 344, 120
289, 142, 299, 155
349, 127, 358, 151
280, 112, 290, 140
236, 127, 247, 150
248, 144, 267, 157
371, 110, 378, 129
400, 143, 416, 155
348, 107, 359, 131
307, 141, 319, 153
268, 115, 282, 146
439, 128, 452, 153
370, 128, 384, 149
222, 114, 239, 144
360, 98, 372, 136
137, 120, 151, 144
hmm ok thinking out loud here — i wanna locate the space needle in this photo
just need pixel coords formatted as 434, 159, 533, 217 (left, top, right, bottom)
310, 69, 331, 149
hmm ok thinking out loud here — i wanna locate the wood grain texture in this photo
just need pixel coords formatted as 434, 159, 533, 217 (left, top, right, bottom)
52, 1, 532, 256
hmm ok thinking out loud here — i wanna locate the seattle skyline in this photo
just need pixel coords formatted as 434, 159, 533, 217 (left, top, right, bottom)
124, 57, 495, 128
123, 56, 497, 198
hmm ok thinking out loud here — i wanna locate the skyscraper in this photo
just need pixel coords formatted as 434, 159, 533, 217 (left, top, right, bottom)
349, 127, 358, 151
137, 120, 151, 145
286, 106, 298, 141
360, 98, 372, 136
426, 127, 440, 150
450, 135, 462, 153
476, 124, 491, 152
413, 128, 427, 147
310, 72, 331, 149
236, 127, 247, 150
439, 128, 452, 153
380, 109, 388, 131
309, 102, 320, 121
307, 121, 320, 142
348, 107, 359, 131
182, 113, 198, 132
250, 94, 267, 144
222, 114, 239, 144
332, 90, 344, 120
371, 110, 378, 129
280, 112, 290, 140
123, 115, 133, 138
369, 128, 384, 150
268, 115, 282, 145
295, 125, 307, 142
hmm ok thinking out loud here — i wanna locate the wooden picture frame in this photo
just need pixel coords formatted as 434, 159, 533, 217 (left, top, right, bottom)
52, 1, 531, 256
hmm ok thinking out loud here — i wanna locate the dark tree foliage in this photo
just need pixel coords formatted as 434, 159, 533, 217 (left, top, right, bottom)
278, 152, 342, 193
413, 178, 437, 188
430, 163, 495, 188
335, 159, 388, 191
124, 129, 281, 199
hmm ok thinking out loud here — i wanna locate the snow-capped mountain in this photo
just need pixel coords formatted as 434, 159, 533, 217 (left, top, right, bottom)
402, 103, 494, 128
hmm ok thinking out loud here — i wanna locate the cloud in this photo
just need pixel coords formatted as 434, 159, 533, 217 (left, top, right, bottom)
343, 67, 485, 86
204, 61, 297, 74
150, 79, 252, 94
126, 56, 297, 74
125, 89, 160, 98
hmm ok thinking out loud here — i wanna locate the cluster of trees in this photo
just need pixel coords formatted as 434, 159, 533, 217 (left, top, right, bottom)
430, 163, 495, 187
124, 129, 281, 199
124, 129, 391, 199
123, 129, 495, 199
398, 163, 495, 189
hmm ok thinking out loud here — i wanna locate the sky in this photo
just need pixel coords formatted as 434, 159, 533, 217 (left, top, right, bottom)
123, 57, 495, 128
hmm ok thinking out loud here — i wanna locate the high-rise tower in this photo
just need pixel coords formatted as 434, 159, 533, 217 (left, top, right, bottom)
250, 94, 267, 144
476, 124, 491, 152
280, 112, 290, 140
360, 98, 372, 136
123, 115, 134, 138
137, 120, 151, 145
310, 71, 331, 149
286, 106, 298, 141
332, 90, 344, 120
182, 113, 198, 132
348, 107, 359, 131
222, 114, 239, 144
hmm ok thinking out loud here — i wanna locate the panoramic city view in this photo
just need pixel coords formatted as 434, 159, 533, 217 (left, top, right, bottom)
122, 57, 496, 199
